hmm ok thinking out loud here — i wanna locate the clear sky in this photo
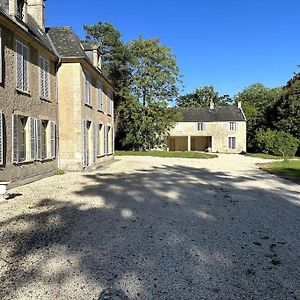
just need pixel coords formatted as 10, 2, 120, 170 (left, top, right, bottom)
45, 0, 299, 97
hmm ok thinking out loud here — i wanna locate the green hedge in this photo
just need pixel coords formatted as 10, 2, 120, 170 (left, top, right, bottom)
253, 129, 299, 157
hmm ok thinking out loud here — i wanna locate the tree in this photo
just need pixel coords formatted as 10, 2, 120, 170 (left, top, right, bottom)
120, 37, 182, 149
176, 86, 232, 107
128, 37, 181, 106
271, 73, 300, 140
234, 83, 282, 150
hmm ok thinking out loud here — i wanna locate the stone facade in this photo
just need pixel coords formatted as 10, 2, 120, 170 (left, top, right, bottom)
168, 120, 247, 153
0, 11, 58, 184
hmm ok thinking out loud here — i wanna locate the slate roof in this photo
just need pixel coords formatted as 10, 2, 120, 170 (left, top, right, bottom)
176, 107, 246, 122
46, 27, 87, 58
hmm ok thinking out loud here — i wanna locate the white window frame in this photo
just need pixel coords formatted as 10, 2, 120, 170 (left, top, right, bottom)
16, 39, 29, 93
229, 122, 237, 131
39, 55, 50, 100
107, 92, 112, 115
228, 137, 236, 150
84, 72, 92, 106
0, 111, 3, 165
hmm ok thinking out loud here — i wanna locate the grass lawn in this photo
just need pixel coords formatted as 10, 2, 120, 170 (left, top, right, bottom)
115, 150, 218, 159
259, 160, 300, 183
246, 153, 287, 160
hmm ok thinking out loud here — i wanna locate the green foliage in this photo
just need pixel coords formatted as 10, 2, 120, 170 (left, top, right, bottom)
234, 83, 282, 150
177, 86, 232, 108
253, 129, 299, 157
271, 73, 300, 140
84, 23, 182, 151
115, 150, 218, 159
54, 168, 65, 176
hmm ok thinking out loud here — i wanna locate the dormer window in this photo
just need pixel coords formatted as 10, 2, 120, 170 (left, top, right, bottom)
17, 0, 25, 20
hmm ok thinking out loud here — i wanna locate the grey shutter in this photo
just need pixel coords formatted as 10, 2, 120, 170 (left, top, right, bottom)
16, 41, 23, 90
203, 122, 207, 131
39, 56, 45, 98
44, 60, 49, 99
0, 112, 3, 165
103, 125, 107, 154
98, 82, 103, 110
30, 117, 36, 160
50, 121, 56, 159
235, 122, 239, 131
0, 27, 2, 83
93, 122, 97, 164
225, 122, 229, 131
23, 44, 28, 91
82, 120, 88, 167
36, 119, 42, 160
12, 114, 19, 163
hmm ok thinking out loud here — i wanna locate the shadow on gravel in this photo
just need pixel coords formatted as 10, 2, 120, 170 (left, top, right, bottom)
0, 165, 299, 299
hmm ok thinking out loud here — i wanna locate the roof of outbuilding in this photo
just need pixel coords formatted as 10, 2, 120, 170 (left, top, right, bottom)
176, 107, 246, 122
46, 26, 87, 58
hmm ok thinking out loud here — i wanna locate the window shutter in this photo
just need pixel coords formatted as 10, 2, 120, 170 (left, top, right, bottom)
93, 122, 97, 164
39, 56, 44, 97
16, 41, 23, 90
203, 122, 207, 131
235, 122, 239, 131
225, 122, 229, 131
30, 117, 36, 160
12, 114, 19, 163
96, 124, 100, 156
82, 120, 88, 167
36, 119, 42, 160
0, 27, 2, 83
44, 60, 49, 99
103, 125, 107, 154
50, 121, 56, 159
98, 81, 103, 110
23, 44, 28, 91
0, 112, 3, 165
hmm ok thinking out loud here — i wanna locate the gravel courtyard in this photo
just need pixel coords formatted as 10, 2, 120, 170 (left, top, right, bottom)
0, 154, 299, 300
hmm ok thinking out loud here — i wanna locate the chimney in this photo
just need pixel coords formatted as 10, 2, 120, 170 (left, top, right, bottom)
27, 0, 45, 30
237, 101, 242, 108
209, 101, 214, 109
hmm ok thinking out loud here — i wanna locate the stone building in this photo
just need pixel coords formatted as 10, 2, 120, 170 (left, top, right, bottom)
0, 0, 115, 186
47, 27, 115, 171
0, 0, 58, 184
168, 102, 247, 153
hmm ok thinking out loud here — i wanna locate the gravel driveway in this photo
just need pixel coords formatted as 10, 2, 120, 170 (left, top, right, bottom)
0, 154, 299, 300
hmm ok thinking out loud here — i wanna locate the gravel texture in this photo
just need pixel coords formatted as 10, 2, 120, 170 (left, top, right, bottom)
0, 154, 299, 300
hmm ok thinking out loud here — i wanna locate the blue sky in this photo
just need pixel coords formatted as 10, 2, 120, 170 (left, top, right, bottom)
46, 0, 299, 97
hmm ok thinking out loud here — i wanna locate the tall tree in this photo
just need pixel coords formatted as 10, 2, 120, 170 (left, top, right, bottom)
234, 83, 282, 150
176, 86, 232, 107
271, 73, 300, 139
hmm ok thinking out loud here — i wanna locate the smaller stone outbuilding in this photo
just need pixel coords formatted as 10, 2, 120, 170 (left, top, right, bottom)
168, 102, 247, 153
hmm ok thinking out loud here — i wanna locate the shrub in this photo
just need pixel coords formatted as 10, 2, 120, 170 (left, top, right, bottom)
54, 168, 65, 176
253, 129, 299, 157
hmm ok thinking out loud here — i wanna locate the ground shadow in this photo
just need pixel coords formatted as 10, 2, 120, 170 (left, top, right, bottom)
0, 164, 299, 299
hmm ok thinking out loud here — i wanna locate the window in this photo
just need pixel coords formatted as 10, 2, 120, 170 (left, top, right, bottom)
16, 40, 28, 92
229, 122, 237, 131
98, 81, 103, 111
0, 111, 3, 165
17, 0, 25, 20
104, 125, 109, 154
84, 72, 91, 106
13, 114, 28, 163
39, 56, 50, 99
228, 137, 236, 150
175, 123, 182, 132
13, 115, 55, 163
197, 122, 206, 131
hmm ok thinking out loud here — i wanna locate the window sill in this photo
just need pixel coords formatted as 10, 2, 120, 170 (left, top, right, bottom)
40, 97, 51, 103
98, 109, 104, 113
16, 89, 31, 96
84, 103, 93, 108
